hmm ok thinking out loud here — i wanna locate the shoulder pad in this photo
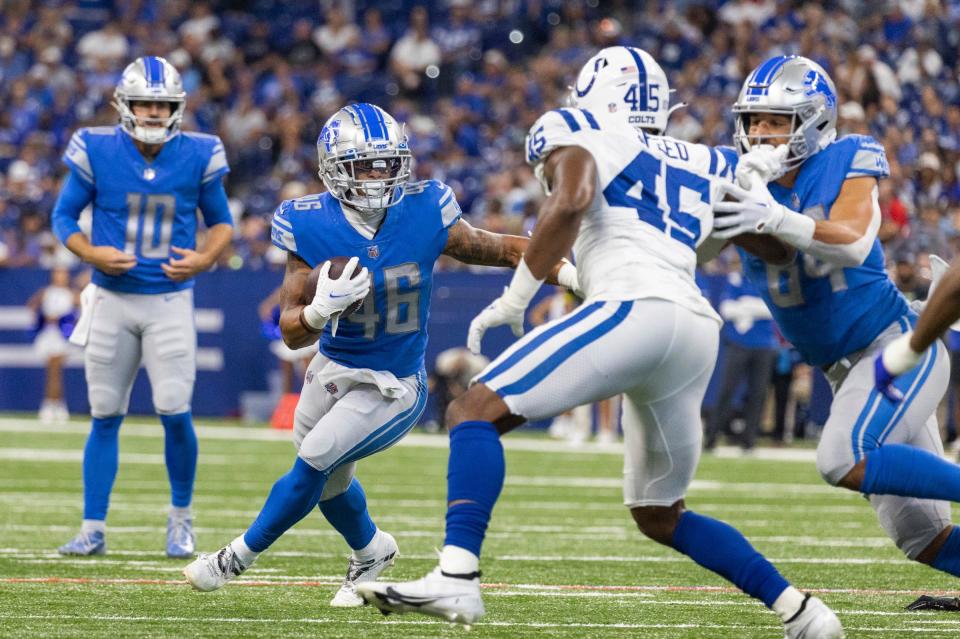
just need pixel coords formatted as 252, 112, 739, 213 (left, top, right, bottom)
63, 129, 94, 184
85, 126, 117, 136
409, 180, 461, 229
525, 108, 598, 165
839, 134, 889, 180
271, 200, 298, 253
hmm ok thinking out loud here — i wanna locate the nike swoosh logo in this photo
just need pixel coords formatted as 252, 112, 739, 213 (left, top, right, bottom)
383, 587, 438, 607
328, 293, 353, 298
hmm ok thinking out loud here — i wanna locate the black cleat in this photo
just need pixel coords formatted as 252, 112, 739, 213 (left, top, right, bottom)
906, 595, 960, 611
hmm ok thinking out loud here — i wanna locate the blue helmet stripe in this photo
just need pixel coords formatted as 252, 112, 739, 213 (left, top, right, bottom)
371, 105, 389, 140
144, 56, 164, 87
626, 48, 648, 111
747, 56, 791, 95
351, 105, 372, 140
355, 103, 387, 140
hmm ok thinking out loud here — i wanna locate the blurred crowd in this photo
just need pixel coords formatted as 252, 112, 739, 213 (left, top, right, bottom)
1, 0, 959, 284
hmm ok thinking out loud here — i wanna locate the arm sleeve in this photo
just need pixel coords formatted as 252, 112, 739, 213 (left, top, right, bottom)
198, 177, 233, 227
51, 170, 95, 245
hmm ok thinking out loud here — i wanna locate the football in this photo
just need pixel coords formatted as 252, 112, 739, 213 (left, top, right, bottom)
302, 256, 366, 317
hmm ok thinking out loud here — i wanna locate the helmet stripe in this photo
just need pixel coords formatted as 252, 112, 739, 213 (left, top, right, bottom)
626, 48, 648, 111
351, 104, 372, 140
143, 56, 164, 87
355, 103, 387, 140
747, 56, 791, 96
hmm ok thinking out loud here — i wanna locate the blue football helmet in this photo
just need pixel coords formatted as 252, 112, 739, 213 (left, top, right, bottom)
113, 56, 186, 145
733, 55, 838, 171
317, 103, 413, 213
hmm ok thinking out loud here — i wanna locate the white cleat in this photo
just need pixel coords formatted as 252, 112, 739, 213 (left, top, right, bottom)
356, 566, 484, 626
784, 594, 844, 639
330, 531, 399, 607
183, 544, 251, 592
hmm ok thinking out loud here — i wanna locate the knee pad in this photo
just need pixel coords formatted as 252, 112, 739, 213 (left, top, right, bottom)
815, 437, 853, 487
320, 463, 355, 501
89, 385, 127, 419
298, 425, 338, 473
153, 380, 192, 415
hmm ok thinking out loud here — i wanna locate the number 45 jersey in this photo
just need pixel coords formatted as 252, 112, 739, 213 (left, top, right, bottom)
61, 125, 230, 294
270, 181, 461, 378
526, 108, 728, 323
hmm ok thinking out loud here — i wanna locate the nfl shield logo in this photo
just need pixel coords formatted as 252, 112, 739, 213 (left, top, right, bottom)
325, 382, 338, 395
367, 245, 379, 259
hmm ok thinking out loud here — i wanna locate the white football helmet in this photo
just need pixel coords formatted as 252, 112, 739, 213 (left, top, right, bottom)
733, 55, 838, 171
113, 56, 186, 145
317, 103, 413, 213
567, 46, 674, 134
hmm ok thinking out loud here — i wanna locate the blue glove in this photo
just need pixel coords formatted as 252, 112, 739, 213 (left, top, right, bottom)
873, 353, 904, 403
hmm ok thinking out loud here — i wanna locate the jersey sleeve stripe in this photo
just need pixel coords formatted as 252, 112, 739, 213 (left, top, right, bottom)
554, 109, 581, 132
708, 147, 718, 175
579, 109, 600, 130
438, 186, 454, 207
202, 148, 230, 183
440, 198, 461, 228
272, 216, 293, 232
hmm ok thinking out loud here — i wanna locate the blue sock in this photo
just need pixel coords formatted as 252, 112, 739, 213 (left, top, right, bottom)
862, 444, 960, 501
673, 510, 789, 608
83, 415, 124, 520
443, 421, 505, 557
160, 412, 197, 508
932, 527, 960, 577
318, 478, 377, 550
244, 457, 326, 553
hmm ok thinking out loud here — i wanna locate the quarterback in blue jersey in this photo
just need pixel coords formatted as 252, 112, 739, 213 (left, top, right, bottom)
184, 103, 578, 606
715, 55, 960, 580
51, 57, 234, 559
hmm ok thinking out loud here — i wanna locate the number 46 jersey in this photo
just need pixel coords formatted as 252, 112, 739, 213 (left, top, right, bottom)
526, 107, 729, 323
270, 181, 461, 378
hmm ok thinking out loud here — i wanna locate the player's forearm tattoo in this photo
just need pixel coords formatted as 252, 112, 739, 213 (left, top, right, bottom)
447, 227, 522, 267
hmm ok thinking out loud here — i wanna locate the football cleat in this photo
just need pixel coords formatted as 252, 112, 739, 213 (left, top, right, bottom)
57, 529, 106, 556
356, 566, 484, 626
330, 531, 399, 607
183, 545, 250, 592
783, 594, 844, 639
166, 515, 195, 559
906, 595, 960, 611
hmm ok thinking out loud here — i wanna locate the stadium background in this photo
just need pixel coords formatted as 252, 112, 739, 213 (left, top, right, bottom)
1, 0, 959, 422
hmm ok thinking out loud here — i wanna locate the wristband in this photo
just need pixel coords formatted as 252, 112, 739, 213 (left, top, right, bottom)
881, 332, 923, 376
299, 306, 326, 334
557, 261, 579, 291
502, 258, 545, 310
770, 207, 816, 250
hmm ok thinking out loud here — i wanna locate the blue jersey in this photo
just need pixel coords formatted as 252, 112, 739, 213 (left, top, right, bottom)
736, 135, 907, 366
271, 181, 461, 377
57, 125, 231, 294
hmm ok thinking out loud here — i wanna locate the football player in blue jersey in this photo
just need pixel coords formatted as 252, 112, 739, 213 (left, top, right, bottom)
183, 102, 580, 606
51, 56, 234, 558
713, 55, 960, 581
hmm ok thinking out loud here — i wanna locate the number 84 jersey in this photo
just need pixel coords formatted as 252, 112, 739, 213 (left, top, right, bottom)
62, 124, 230, 294
270, 182, 461, 378
526, 108, 728, 324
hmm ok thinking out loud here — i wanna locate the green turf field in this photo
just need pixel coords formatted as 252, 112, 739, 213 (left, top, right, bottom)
0, 415, 957, 638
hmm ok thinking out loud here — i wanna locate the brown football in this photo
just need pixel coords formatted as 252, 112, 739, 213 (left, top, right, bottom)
303, 256, 366, 318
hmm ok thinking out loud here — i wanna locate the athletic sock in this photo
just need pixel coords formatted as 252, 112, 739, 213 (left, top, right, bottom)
772, 586, 808, 622
83, 415, 123, 520
861, 444, 960, 501
229, 534, 258, 567
673, 510, 790, 608
443, 420, 505, 557
81, 519, 105, 535
932, 527, 960, 577
318, 478, 377, 551
160, 412, 197, 508
243, 457, 327, 553
439, 544, 480, 576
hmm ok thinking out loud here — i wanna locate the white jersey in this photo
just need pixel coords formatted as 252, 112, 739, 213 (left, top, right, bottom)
525, 107, 733, 324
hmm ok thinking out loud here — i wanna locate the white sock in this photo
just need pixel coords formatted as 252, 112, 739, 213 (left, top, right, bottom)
353, 529, 382, 561
773, 586, 807, 622
229, 535, 259, 567
81, 519, 105, 535
170, 505, 192, 521
439, 545, 479, 576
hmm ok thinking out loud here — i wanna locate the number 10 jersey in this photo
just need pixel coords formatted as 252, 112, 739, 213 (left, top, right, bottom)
525, 108, 729, 324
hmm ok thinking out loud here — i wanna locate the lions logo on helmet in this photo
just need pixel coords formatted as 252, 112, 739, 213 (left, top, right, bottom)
112, 56, 186, 145
317, 103, 413, 213
567, 46, 674, 134
733, 55, 838, 171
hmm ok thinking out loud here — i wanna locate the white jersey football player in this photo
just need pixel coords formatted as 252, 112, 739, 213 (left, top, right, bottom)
359, 47, 843, 638
51, 57, 234, 558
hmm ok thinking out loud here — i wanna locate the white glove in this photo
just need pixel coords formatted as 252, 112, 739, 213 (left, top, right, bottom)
712, 181, 791, 239
735, 144, 788, 189
467, 258, 543, 354
467, 290, 527, 355
302, 257, 370, 336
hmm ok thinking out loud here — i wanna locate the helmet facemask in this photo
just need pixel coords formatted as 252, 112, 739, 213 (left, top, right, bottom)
322, 154, 412, 212
114, 96, 186, 145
